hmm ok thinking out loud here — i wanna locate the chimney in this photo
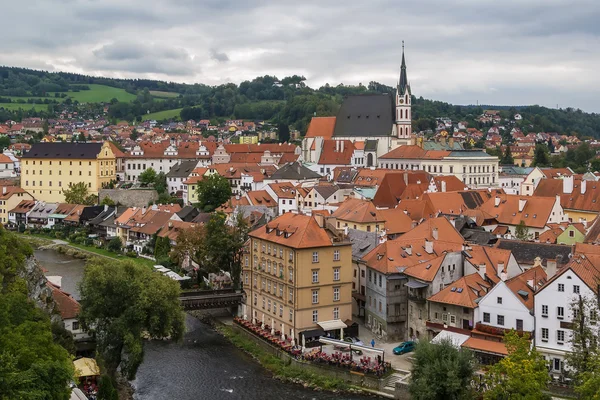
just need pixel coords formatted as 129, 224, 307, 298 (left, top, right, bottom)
494, 196, 501, 207
563, 175, 574, 194
545, 259, 557, 279
441, 180, 447, 193
497, 262, 505, 279
432, 227, 439, 240
479, 263, 486, 278
2, 187, 5, 195
335, 140, 340, 152
340, 141, 344, 152
449, 137, 455, 148
425, 239, 433, 254
581, 179, 587, 194
403, 173, 409, 186
518, 198, 527, 213
405, 245, 412, 255
104, 204, 108, 212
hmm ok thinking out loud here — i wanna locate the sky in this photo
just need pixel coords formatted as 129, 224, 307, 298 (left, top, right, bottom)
2, 0, 600, 111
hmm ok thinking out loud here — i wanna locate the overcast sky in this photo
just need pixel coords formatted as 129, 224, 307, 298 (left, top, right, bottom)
2, 0, 600, 111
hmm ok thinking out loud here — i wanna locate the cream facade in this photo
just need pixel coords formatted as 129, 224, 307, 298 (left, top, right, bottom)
243, 221, 353, 342
21, 142, 116, 203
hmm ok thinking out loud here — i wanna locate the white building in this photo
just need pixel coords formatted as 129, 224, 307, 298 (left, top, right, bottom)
378, 146, 499, 188
475, 266, 547, 334
534, 255, 600, 376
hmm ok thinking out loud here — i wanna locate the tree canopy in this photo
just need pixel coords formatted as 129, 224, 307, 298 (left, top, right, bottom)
63, 182, 97, 205
0, 227, 74, 399
409, 339, 476, 400
195, 174, 232, 212
139, 168, 157, 186
79, 258, 185, 379
483, 331, 550, 399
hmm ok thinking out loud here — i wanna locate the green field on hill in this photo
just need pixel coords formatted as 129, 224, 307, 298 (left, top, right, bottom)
142, 108, 183, 121
0, 84, 136, 107
66, 84, 137, 103
0, 102, 50, 111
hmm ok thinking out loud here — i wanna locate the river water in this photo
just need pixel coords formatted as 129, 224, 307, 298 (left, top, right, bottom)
36, 249, 375, 400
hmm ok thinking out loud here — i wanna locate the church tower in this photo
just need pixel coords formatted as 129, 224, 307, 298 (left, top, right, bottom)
395, 42, 411, 139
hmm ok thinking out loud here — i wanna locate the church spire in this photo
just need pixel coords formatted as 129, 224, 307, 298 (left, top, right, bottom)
398, 41, 408, 95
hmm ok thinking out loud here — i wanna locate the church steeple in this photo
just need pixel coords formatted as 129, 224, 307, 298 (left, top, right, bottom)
395, 41, 412, 140
398, 41, 409, 95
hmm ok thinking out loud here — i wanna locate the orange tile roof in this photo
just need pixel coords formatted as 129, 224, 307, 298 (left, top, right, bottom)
372, 171, 430, 208
9, 199, 36, 213
249, 213, 334, 249
107, 141, 126, 158
0, 154, 14, 163
466, 245, 514, 284
246, 190, 276, 207
431, 176, 466, 192
0, 186, 28, 200
399, 217, 465, 243
534, 179, 600, 213
396, 199, 437, 221
461, 337, 508, 356
64, 205, 86, 223
305, 117, 336, 139
538, 254, 600, 294
267, 182, 297, 199
49, 283, 80, 320
479, 194, 557, 229
428, 273, 491, 308
377, 208, 414, 235
318, 140, 355, 165
157, 220, 198, 241
331, 198, 383, 224
504, 266, 547, 310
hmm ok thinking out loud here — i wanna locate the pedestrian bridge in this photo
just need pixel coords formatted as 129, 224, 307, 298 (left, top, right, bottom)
179, 289, 244, 310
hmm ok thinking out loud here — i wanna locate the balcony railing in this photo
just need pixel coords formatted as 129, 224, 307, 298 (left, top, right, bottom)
475, 322, 533, 337
408, 295, 427, 304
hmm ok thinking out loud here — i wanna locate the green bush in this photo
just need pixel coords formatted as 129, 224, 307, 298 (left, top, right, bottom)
125, 251, 138, 258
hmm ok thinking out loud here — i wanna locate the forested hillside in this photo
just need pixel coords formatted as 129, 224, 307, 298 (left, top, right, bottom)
1, 66, 599, 138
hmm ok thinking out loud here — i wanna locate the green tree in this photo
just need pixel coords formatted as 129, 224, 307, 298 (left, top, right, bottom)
0, 228, 74, 399
409, 339, 476, 400
106, 237, 122, 253
101, 196, 115, 206
0, 135, 9, 150
195, 174, 232, 212
483, 330, 550, 399
566, 294, 600, 397
79, 258, 185, 379
97, 375, 118, 400
514, 220, 530, 241
139, 168, 157, 186
277, 122, 290, 142
154, 235, 172, 260
500, 145, 514, 165
533, 144, 550, 167
154, 171, 167, 194
63, 182, 90, 204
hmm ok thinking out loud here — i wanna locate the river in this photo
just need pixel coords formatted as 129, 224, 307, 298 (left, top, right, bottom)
36, 249, 375, 400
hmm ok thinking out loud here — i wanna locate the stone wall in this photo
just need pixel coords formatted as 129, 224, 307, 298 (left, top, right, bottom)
99, 189, 159, 208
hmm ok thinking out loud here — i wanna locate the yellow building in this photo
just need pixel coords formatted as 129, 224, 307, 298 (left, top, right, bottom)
0, 186, 34, 224
20, 142, 116, 203
239, 135, 259, 144
243, 213, 353, 343
330, 198, 384, 232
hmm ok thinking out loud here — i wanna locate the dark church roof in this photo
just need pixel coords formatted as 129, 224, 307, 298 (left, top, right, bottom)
270, 162, 321, 180
333, 94, 394, 138
398, 46, 409, 95
22, 142, 104, 159
496, 239, 572, 265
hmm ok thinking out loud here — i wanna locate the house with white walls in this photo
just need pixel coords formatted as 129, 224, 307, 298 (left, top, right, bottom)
475, 266, 547, 335
534, 255, 600, 377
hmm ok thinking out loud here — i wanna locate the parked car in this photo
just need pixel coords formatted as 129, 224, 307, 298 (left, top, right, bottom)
344, 337, 364, 346
393, 341, 415, 355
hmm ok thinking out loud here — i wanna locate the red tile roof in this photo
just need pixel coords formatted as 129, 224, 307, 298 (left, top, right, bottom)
249, 213, 334, 249
428, 273, 491, 308
318, 140, 355, 165
305, 117, 336, 139
479, 194, 558, 229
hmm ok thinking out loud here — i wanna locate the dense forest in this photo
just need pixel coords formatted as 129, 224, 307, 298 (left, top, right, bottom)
1, 66, 600, 138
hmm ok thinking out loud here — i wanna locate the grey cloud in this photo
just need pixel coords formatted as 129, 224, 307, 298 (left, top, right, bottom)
0, 0, 600, 110
209, 49, 229, 63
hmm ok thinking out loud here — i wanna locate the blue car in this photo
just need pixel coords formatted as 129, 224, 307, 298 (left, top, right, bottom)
393, 341, 415, 355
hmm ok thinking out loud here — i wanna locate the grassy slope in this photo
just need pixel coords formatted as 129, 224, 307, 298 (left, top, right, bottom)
0, 84, 136, 109
142, 108, 183, 121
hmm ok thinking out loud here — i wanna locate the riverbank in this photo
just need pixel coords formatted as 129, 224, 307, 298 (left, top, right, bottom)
210, 317, 389, 398
16, 233, 155, 268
